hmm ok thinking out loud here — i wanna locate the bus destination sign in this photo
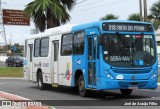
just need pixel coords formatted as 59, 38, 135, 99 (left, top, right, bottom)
102, 23, 153, 32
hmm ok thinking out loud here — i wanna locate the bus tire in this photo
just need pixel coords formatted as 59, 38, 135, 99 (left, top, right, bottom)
78, 75, 88, 97
37, 72, 46, 90
120, 89, 132, 95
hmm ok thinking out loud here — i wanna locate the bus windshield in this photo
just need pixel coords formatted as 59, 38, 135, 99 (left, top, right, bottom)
102, 33, 155, 67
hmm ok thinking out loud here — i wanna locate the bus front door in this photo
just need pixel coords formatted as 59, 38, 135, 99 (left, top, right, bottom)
87, 35, 97, 88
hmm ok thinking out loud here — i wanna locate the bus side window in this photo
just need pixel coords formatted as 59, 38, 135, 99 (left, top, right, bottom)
40, 37, 49, 57
73, 31, 84, 55
34, 38, 40, 57
61, 33, 73, 56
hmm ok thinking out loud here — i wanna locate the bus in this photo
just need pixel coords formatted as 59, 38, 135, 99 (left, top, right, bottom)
24, 20, 158, 97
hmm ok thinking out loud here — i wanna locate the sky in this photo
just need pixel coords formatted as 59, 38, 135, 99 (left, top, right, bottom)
0, 0, 159, 45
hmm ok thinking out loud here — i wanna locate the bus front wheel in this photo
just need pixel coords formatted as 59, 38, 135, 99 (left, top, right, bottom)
78, 75, 88, 97
120, 89, 132, 95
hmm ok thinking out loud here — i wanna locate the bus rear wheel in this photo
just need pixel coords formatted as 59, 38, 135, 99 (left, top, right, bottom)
120, 89, 132, 95
37, 72, 46, 90
78, 75, 88, 97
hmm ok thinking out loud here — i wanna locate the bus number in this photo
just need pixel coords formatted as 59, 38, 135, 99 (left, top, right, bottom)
109, 25, 116, 31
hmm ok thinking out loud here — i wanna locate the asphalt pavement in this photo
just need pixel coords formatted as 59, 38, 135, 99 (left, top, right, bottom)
0, 79, 160, 109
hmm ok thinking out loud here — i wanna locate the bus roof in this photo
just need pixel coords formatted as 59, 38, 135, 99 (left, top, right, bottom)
72, 20, 153, 32
26, 24, 75, 40
26, 20, 153, 40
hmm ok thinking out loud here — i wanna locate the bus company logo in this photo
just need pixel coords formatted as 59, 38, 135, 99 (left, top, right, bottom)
24, 59, 27, 65
34, 62, 42, 67
65, 62, 70, 80
77, 59, 81, 65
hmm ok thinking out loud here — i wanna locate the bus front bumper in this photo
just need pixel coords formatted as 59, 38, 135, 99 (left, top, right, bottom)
98, 77, 158, 90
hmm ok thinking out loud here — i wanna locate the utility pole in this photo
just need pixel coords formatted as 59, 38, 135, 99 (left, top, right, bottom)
0, 0, 7, 45
143, 0, 147, 22
139, 0, 143, 21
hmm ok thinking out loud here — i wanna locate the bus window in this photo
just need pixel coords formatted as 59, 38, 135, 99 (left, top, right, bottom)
61, 33, 73, 55
40, 37, 49, 57
29, 45, 33, 62
54, 41, 59, 61
34, 39, 40, 57
73, 31, 84, 55
88, 37, 92, 60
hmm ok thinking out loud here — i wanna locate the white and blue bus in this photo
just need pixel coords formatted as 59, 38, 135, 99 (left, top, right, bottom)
24, 20, 158, 97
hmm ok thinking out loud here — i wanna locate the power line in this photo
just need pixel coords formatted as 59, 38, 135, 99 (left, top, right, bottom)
75, 0, 106, 8
75, 0, 87, 5
72, 0, 128, 12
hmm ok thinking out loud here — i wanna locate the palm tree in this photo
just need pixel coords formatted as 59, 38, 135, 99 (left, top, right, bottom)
150, 0, 160, 21
149, 0, 160, 30
127, 13, 141, 21
24, 0, 76, 32
100, 14, 118, 20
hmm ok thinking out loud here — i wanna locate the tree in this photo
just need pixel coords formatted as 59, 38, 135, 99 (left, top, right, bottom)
100, 14, 118, 20
127, 13, 141, 21
149, 0, 160, 30
150, 0, 160, 21
24, 0, 76, 32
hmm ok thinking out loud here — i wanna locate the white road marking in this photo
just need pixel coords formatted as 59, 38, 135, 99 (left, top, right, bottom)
0, 91, 30, 100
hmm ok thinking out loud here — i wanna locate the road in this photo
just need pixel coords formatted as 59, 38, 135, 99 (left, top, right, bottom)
0, 79, 160, 109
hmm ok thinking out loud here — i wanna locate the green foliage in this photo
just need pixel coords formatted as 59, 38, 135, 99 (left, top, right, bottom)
24, 0, 76, 32
128, 13, 141, 21
152, 20, 159, 30
149, 0, 160, 30
100, 14, 119, 20
150, 0, 160, 21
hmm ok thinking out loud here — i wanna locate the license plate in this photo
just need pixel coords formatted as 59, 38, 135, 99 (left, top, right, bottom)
129, 85, 138, 89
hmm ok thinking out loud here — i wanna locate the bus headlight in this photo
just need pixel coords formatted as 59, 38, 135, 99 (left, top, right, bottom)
105, 70, 114, 79
151, 71, 158, 79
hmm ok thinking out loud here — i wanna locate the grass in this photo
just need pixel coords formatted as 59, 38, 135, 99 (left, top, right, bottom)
158, 74, 160, 83
0, 67, 23, 77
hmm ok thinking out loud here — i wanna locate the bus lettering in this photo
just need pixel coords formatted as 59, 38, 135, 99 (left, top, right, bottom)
34, 62, 42, 67
134, 26, 145, 31
43, 63, 49, 67
110, 56, 130, 62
